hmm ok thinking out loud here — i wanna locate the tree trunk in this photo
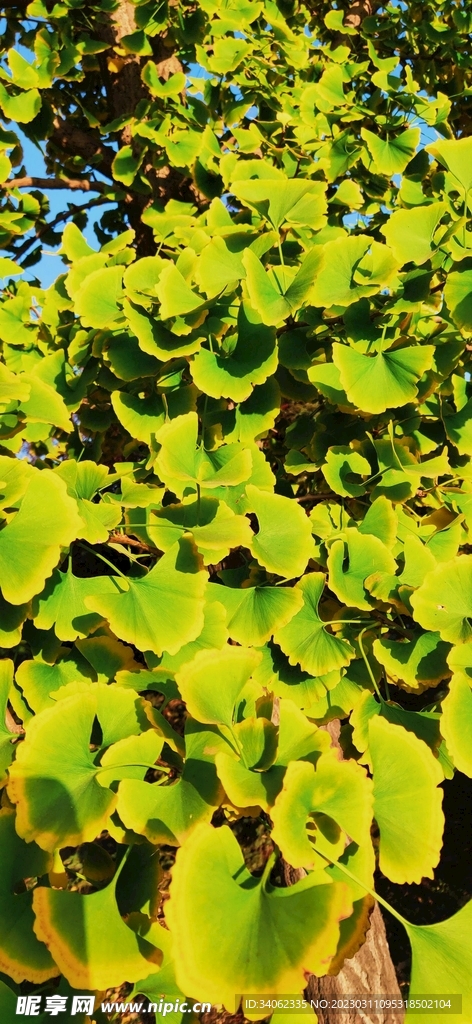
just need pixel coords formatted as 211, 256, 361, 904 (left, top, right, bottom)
288, 719, 404, 1024
306, 904, 403, 1024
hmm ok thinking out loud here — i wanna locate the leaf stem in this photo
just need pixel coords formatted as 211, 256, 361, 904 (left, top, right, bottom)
76, 541, 129, 583
316, 849, 409, 928
358, 627, 384, 704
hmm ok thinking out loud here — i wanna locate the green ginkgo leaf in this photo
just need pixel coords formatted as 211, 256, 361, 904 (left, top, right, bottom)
216, 697, 330, 812
369, 716, 444, 884
426, 135, 472, 192
0, 456, 32, 506
0, 591, 29, 648
175, 647, 261, 729
243, 248, 323, 326
231, 177, 317, 230
8, 686, 148, 850
154, 412, 252, 498
361, 127, 420, 176
322, 446, 371, 497
15, 651, 94, 715
0, 810, 56, 984
74, 266, 124, 328
0, 470, 83, 605
158, 600, 228, 672
410, 556, 472, 643
55, 460, 122, 543
190, 302, 278, 402
328, 529, 396, 610
32, 859, 159, 990
311, 236, 399, 309
18, 374, 71, 433
273, 573, 355, 676
212, 581, 303, 646
155, 263, 206, 319
373, 633, 451, 693
332, 343, 434, 414
381, 203, 447, 266
404, 900, 472, 1023
440, 671, 472, 777
444, 268, 472, 333
271, 756, 373, 870
31, 567, 116, 641
359, 496, 397, 549
147, 497, 252, 565
166, 822, 351, 1007
245, 485, 314, 579
116, 719, 226, 845
85, 537, 206, 657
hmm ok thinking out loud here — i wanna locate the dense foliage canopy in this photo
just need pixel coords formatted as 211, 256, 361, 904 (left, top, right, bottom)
0, 0, 472, 1020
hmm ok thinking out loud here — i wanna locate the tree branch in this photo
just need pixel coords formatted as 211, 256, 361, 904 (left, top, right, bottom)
3, 176, 106, 193
12, 195, 109, 262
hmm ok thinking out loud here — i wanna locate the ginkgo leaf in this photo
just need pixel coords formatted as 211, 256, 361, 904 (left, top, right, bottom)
33, 862, 159, 990
322, 446, 371, 497
158, 600, 228, 672
328, 529, 396, 611
369, 716, 444, 884
15, 651, 94, 715
55, 460, 122, 543
373, 633, 451, 693
243, 248, 323, 326
381, 203, 447, 266
271, 756, 373, 870
154, 412, 252, 498
332, 343, 434, 414
147, 497, 252, 564
273, 573, 355, 676
116, 719, 226, 845
444, 268, 472, 333
31, 567, 116, 641
215, 698, 331, 812
18, 374, 71, 433
311, 236, 399, 309
175, 647, 262, 729
0, 470, 83, 605
245, 485, 314, 578
8, 686, 148, 850
361, 127, 420, 176
212, 581, 303, 646
190, 302, 277, 402
405, 900, 472, 1023
0, 810, 56, 984
85, 537, 207, 657
166, 823, 351, 1007
426, 135, 472, 192
410, 556, 472, 643
155, 263, 206, 319
231, 177, 317, 229
74, 266, 124, 328
440, 672, 472, 777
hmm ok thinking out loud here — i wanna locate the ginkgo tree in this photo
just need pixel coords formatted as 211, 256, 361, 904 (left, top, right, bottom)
0, 0, 472, 1021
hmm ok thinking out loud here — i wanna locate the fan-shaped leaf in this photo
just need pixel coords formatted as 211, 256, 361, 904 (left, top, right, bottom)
274, 573, 355, 676
85, 537, 207, 657
369, 716, 444, 884
166, 823, 351, 1007
245, 485, 314, 578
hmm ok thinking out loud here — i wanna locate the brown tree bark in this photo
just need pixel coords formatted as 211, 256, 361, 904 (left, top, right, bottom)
306, 904, 403, 1024
283, 718, 403, 1024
